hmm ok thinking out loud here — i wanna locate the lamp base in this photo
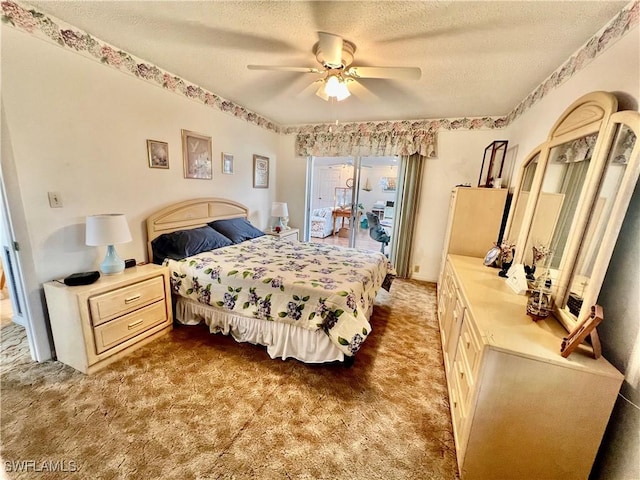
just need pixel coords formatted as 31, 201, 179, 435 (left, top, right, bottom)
100, 245, 125, 275
276, 217, 290, 230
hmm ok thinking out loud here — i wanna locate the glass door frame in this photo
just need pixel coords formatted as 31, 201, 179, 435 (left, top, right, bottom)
305, 155, 399, 254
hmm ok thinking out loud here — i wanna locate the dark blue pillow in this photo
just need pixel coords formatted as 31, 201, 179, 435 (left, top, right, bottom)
151, 226, 232, 264
208, 218, 264, 244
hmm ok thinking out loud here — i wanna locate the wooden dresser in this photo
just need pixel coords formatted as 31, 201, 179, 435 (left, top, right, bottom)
438, 255, 623, 479
439, 187, 508, 279
44, 264, 173, 374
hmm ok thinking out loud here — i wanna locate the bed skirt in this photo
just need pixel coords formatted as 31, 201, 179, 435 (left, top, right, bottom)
176, 297, 345, 363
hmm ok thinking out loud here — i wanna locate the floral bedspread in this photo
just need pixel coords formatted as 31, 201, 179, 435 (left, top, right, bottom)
164, 235, 395, 357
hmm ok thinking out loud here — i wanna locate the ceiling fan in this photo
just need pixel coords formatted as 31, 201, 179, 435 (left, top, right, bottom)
247, 32, 421, 102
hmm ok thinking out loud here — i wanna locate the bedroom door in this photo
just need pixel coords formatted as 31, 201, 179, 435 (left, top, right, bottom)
314, 168, 341, 209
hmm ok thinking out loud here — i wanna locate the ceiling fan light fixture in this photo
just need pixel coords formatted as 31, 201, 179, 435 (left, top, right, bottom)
316, 73, 350, 102
335, 80, 350, 101
325, 75, 341, 96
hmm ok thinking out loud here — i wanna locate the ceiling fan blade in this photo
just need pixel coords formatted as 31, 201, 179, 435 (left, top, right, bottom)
247, 65, 323, 74
297, 78, 324, 97
345, 66, 422, 81
347, 80, 379, 102
317, 32, 343, 67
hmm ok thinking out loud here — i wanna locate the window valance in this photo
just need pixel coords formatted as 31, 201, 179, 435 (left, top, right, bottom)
294, 121, 438, 158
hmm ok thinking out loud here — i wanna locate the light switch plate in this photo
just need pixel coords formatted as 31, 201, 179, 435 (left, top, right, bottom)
48, 192, 63, 208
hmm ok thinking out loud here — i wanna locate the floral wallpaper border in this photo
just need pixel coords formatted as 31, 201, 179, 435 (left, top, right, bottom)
2, 0, 638, 141
506, 0, 638, 125
1, 0, 281, 133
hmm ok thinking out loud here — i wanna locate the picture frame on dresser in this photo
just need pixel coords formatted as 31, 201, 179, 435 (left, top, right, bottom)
478, 140, 508, 188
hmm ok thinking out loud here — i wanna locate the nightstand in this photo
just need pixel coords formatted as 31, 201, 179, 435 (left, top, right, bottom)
265, 228, 299, 241
43, 264, 173, 374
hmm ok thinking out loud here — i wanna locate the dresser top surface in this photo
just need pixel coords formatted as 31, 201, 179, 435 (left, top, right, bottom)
447, 254, 622, 379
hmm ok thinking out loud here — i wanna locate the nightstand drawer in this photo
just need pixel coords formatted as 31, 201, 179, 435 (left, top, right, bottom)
89, 276, 165, 326
93, 300, 168, 354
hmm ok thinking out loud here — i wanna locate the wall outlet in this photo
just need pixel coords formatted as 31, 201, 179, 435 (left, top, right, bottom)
48, 192, 63, 208
413, 265, 420, 273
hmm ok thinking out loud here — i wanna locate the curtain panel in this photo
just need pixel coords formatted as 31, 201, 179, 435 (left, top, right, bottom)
390, 153, 426, 278
294, 122, 438, 158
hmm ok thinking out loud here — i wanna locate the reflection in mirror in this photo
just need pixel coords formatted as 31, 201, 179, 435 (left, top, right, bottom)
523, 133, 598, 269
506, 151, 539, 243
562, 123, 636, 319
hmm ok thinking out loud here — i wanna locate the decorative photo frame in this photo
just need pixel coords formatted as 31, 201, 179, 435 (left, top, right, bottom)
253, 154, 269, 188
478, 140, 508, 187
147, 140, 169, 169
181, 129, 212, 179
381, 177, 397, 192
222, 152, 234, 174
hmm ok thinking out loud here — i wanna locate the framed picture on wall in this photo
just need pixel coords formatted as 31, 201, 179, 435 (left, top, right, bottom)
381, 177, 397, 192
253, 154, 269, 188
147, 140, 169, 169
181, 129, 212, 179
222, 153, 234, 174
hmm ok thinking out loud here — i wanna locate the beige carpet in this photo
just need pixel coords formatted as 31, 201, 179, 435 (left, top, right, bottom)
0, 279, 458, 480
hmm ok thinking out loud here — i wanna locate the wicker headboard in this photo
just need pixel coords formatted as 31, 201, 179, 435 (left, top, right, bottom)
145, 198, 249, 262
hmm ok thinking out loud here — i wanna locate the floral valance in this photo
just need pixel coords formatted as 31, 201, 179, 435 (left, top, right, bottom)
293, 121, 439, 158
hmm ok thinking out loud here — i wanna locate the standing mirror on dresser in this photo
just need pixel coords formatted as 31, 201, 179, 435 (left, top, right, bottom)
504, 147, 541, 246
556, 109, 640, 331
505, 91, 640, 332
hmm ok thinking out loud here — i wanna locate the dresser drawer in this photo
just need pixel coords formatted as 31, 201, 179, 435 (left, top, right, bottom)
458, 313, 482, 380
448, 365, 467, 448
89, 276, 165, 326
444, 293, 465, 366
453, 355, 472, 412
93, 301, 168, 354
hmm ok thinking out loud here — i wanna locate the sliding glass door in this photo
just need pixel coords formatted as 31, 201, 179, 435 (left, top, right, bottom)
351, 156, 399, 254
306, 155, 399, 255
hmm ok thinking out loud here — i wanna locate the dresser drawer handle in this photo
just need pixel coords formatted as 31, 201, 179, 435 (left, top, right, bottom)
124, 294, 142, 304
128, 319, 144, 329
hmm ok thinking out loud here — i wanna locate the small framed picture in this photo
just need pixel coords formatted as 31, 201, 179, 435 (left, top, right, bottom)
381, 177, 397, 192
222, 153, 234, 174
181, 129, 212, 179
147, 140, 169, 169
253, 154, 269, 188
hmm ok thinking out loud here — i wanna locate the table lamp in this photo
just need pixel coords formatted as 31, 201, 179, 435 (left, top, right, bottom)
86, 214, 132, 274
271, 202, 289, 230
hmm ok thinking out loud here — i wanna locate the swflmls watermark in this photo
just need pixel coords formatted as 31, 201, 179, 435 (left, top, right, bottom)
4, 460, 78, 473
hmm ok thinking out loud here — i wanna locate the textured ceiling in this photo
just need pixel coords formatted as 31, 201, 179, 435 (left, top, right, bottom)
26, 1, 630, 126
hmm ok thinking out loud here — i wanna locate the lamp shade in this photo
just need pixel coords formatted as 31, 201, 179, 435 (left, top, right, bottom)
86, 214, 132, 246
271, 202, 289, 218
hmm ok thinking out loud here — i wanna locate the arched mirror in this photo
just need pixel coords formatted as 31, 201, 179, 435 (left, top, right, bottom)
514, 92, 617, 270
556, 110, 640, 330
506, 91, 640, 332
522, 131, 600, 268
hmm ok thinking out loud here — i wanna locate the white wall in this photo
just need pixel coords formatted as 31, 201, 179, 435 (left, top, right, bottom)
2, 26, 281, 360
2, 27, 281, 284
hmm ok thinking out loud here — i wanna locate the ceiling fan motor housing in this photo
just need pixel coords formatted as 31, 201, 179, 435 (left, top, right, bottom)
314, 39, 355, 70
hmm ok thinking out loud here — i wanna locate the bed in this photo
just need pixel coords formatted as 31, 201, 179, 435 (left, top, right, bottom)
146, 198, 394, 364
